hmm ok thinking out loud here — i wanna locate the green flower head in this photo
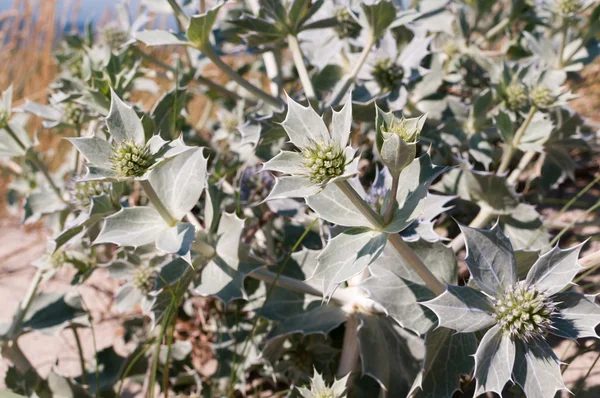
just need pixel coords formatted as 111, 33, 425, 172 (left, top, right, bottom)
110, 140, 153, 178
423, 224, 600, 398
68, 179, 112, 208
530, 85, 555, 108
262, 95, 358, 200
372, 58, 405, 90
504, 82, 528, 109
555, 0, 581, 15
132, 265, 156, 293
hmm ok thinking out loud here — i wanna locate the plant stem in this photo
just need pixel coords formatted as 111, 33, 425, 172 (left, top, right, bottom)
166, 0, 190, 27
477, 17, 510, 45
383, 174, 400, 224
140, 180, 177, 226
450, 206, 495, 253
27, 152, 67, 204
550, 197, 600, 247
72, 327, 88, 387
4, 122, 26, 150
335, 180, 446, 295
337, 315, 360, 377
507, 150, 537, 184
199, 44, 284, 109
0, 342, 40, 378
497, 106, 537, 174
248, 0, 281, 96
555, 173, 600, 221
8, 268, 44, 339
287, 34, 316, 100
326, 33, 376, 109
163, 322, 174, 398
335, 180, 384, 230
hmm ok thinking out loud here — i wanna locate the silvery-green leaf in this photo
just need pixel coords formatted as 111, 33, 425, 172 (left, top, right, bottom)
155, 222, 196, 257
525, 243, 583, 295
306, 179, 371, 227
0, 127, 27, 159
51, 195, 118, 252
281, 95, 330, 150
361, 241, 457, 335
552, 292, 600, 339
135, 30, 189, 46
380, 134, 417, 177
421, 285, 496, 333
462, 169, 519, 213
331, 94, 352, 149
23, 190, 68, 224
261, 249, 322, 321
195, 213, 261, 303
22, 292, 88, 335
360, 1, 397, 39
1, 85, 12, 115
115, 284, 146, 312
187, 3, 222, 47
151, 87, 191, 140
269, 305, 347, 338
499, 203, 549, 251
95, 207, 166, 247
395, 153, 447, 207
519, 112, 554, 152
20, 100, 62, 123
408, 327, 477, 398
148, 147, 207, 221
495, 110, 514, 143
357, 314, 423, 397
106, 90, 145, 145
66, 135, 113, 169
512, 339, 566, 398
473, 324, 516, 396
80, 166, 119, 182
261, 151, 305, 174
384, 184, 428, 233
265, 175, 320, 200
401, 194, 455, 242
460, 223, 517, 296
313, 228, 387, 298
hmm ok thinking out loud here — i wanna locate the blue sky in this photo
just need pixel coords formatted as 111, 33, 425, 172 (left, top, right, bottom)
0, 0, 130, 22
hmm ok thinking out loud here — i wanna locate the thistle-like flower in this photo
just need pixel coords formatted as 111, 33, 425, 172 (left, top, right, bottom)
131, 265, 156, 293
261, 95, 359, 200
67, 90, 165, 181
423, 224, 600, 398
529, 85, 556, 108
296, 369, 349, 398
371, 58, 405, 91
504, 83, 528, 109
68, 179, 112, 208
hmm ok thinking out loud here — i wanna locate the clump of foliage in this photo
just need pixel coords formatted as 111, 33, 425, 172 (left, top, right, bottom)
1, 0, 600, 397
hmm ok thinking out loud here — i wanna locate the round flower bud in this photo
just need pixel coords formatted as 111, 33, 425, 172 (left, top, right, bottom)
556, 0, 581, 15
68, 180, 111, 208
493, 285, 555, 341
110, 140, 153, 178
505, 83, 528, 109
443, 42, 460, 58
302, 143, 347, 184
334, 8, 361, 39
372, 58, 404, 91
49, 250, 67, 270
132, 265, 156, 293
102, 27, 129, 49
530, 85, 555, 108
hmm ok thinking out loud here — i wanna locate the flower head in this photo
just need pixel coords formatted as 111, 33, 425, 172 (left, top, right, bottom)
555, 0, 581, 15
422, 224, 600, 397
110, 140, 153, 178
67, 90, 164, 181
372, 58, 405, 91
68, 179, 112, 208
505, 82, 528, 109
261, 95, 358, 200
297, 369, 349, 398
132, 265, 156, 293
530, 85, 555, 108
334, 8, 361, 39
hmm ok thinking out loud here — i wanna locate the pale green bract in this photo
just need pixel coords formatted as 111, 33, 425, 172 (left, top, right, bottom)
297, 369, 349, 398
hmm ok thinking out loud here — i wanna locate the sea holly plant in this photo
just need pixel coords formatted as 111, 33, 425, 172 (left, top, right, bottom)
2, 0, 600, 397
423, 224, 600, 397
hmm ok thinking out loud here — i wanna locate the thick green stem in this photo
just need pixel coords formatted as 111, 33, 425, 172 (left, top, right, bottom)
199, 44, 284, 109
326, 33, 376, 109
166, 0, 190, 27
8, 268, 44, 339
507, 150, 537, 185
558, 25, 568, 68
140, 180, 177, 226
335, 180, 446, 295
4, 122, 26, 150
383, 173, 400, 225
288, 34, 316, 100
497, 106, 537, 175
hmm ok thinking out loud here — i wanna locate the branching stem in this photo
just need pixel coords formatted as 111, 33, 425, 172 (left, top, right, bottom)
497, 106, 537, 174
140, 180, 178, 226
288, 34, 316, 99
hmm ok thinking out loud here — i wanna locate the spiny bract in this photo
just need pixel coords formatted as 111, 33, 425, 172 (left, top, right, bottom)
110, 139, 153, 178
303, 142, 347, 184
